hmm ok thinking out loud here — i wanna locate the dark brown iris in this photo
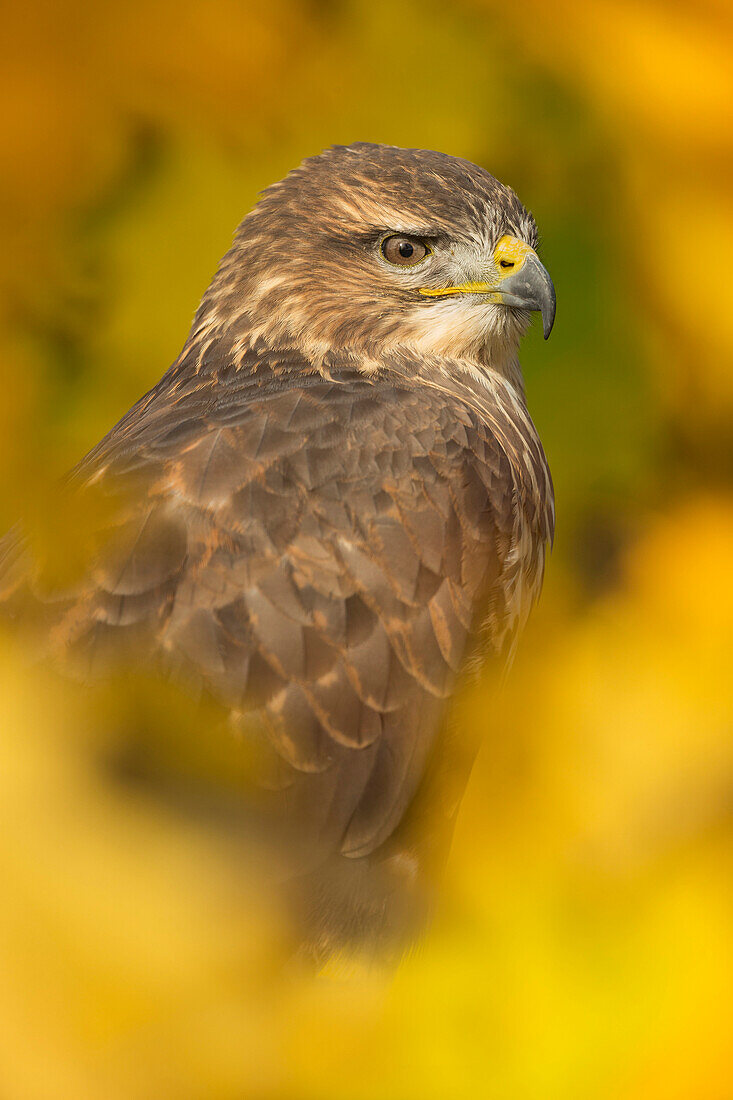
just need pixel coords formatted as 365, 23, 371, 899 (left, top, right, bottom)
381, 235, 429, 266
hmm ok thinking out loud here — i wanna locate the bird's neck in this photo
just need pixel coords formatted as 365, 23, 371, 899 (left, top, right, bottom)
475, 348, 526, 397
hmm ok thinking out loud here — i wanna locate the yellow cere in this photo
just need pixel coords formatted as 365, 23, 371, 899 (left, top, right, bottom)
493, 234, 534, 271
419, 235, 533, 298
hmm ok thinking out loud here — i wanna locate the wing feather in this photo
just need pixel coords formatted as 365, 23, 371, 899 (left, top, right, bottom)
0, 348, 533, 864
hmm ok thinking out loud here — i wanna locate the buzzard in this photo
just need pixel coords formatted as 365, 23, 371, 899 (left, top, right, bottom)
0, 144, 555, 959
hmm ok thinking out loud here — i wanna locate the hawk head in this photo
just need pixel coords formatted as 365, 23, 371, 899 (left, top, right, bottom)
193, 143, 555, 375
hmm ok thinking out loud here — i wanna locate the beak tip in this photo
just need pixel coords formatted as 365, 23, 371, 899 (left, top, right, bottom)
541, 280, 556, 340
542, 305, 556, 340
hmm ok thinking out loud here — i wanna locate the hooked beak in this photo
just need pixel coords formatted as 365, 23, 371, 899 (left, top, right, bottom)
419, 235, 556, 339
498, 249, 556, 339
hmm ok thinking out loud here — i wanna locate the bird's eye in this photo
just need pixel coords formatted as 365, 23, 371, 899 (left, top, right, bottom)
500, 260, 515, 269
381, 235, 430, 266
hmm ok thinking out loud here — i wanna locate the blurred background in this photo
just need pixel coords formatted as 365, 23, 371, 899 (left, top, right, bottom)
1, 0, 732, 1096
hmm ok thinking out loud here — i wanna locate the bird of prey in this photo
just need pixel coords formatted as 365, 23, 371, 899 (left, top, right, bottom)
0, 143, 555, 960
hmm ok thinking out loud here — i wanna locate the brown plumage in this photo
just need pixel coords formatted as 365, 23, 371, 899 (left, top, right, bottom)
0, 144, 555, 959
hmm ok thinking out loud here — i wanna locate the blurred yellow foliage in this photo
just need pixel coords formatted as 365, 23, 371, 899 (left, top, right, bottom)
0, 0, 731, 1096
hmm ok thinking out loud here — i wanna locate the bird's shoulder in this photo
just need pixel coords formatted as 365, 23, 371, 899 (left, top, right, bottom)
0, 343, 545, 868
78, 343, 516, 484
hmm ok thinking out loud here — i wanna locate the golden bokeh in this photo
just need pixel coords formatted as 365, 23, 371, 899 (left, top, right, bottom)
1, 2, 731, 1096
